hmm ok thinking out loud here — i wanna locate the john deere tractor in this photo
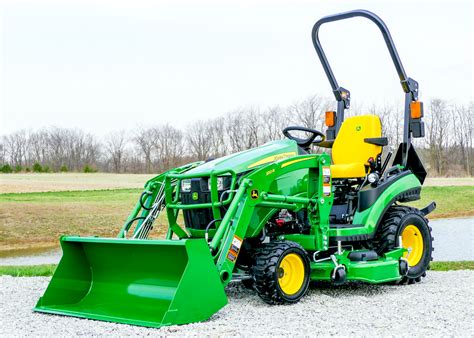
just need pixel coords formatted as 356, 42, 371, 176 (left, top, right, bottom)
35, 10, 435, 328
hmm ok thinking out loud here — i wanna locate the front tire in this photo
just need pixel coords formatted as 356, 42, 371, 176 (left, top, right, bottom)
251, 241, 310, 304
373, 205, 433, 284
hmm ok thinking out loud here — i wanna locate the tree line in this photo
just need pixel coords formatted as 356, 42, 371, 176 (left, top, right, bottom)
1, 96, 472, 176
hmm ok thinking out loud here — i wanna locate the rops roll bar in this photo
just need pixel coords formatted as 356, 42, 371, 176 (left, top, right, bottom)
311, 9, 422, 150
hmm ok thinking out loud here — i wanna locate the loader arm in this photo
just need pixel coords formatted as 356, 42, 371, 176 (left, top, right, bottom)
203, 153, 333, 285
118, 161, 204, 239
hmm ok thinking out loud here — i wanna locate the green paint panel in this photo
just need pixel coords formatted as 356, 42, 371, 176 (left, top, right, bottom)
34, 237, 227, 328
185, 139, 299, 175
310, 248, 405, 283
330, 174, 421, 238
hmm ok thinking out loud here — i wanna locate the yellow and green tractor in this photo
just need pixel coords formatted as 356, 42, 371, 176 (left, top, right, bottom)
35, 9, 435, 328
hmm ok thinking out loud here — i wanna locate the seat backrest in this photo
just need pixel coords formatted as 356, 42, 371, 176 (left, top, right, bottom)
332, 115, 382, 165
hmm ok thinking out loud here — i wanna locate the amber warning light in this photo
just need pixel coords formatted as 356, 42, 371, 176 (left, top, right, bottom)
325, 111, 336, 127
410, 101, 423, 119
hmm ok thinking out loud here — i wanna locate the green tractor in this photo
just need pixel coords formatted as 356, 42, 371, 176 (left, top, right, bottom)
35, 10, 435, 328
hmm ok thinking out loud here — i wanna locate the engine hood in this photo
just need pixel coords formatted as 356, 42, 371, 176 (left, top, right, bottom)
186, 139, 299, 175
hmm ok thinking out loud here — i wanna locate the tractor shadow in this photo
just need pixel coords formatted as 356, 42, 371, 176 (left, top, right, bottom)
225, 278, 411, 303
307, 280, 401, 298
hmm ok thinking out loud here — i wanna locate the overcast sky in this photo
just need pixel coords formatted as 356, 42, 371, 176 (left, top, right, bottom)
0, 0, 472, 136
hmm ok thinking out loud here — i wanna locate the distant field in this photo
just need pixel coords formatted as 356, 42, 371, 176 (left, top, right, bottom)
0, 189, 138, 251
407, 186, 474, 219
1, 173, 472, 194
423, 177, 474, 186
0, 173, 156, 193
0, 189, 171, 252
0, 185, 472, 253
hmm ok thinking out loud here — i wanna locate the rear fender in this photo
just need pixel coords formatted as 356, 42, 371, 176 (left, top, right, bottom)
351, 173, 421, 237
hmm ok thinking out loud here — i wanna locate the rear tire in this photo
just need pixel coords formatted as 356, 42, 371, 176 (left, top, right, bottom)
251, 241, 310, 305
373, 205, 433, 284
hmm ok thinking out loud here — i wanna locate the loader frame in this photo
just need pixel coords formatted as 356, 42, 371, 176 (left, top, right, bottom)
119, 153, 408, 286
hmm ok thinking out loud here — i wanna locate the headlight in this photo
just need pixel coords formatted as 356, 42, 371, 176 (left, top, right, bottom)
181, 179, 191, 192
208, 177, 225, 191
368, 173, 379, 184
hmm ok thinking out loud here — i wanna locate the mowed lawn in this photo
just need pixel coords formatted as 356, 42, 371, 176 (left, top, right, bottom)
0, 184, 472, 253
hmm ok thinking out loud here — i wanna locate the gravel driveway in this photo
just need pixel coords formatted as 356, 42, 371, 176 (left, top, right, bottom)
1, 272, 473, 336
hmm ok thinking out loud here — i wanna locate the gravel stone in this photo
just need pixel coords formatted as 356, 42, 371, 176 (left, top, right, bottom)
1, 271, 473, 336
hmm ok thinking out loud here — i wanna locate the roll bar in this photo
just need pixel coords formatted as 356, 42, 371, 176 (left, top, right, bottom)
311, 9, 423, 157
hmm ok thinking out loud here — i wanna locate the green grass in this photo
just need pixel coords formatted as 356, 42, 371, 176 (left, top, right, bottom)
0, 186, 471, 216
0, 188, 141, 203
0, 264, 57, 277
0, 186, 472, 252
429, 261, 474, 271
0, 188, 163, 252
1, 261, 473, 277
407, 186, 474, 219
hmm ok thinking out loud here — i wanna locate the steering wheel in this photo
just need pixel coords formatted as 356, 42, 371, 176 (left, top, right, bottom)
282, 126, 325, 150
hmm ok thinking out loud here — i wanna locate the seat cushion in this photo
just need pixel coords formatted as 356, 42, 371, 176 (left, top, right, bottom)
331, 163, 367, 178
332, 115, 382, 166
330, 115, 383, 179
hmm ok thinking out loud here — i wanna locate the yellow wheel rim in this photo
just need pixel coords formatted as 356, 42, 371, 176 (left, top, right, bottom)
277, 253, 305, 295
402, 224, 424, 266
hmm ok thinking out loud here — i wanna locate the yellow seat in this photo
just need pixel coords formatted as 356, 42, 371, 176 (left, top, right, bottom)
330, 115, 383, 179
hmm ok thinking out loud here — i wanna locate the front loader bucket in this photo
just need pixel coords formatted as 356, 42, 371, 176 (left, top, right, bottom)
34, 237, 228, 328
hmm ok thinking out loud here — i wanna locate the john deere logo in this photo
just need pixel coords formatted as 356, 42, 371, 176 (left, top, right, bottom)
192, 192, 199, 200
251, 189, 259, 199
356, 126, 362, 131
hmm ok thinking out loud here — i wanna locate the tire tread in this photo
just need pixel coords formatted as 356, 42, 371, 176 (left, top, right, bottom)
373, 205, 433, 285
252, 241, 309, 304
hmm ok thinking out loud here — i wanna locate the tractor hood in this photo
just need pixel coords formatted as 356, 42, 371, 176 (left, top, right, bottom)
186, 139, 299, 175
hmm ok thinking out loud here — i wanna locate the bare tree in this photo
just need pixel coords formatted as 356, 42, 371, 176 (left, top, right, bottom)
426, 99, 450, 175
262, 106, 289, 142
242, 107, 262, 149
28, 129, 50, 166
206, 117, 227, 158
154, 125, 184, 171
105, 131, 128, 173
47, 127, 67, 170
134, 127, 156, 173
226, 110, 246, 153
1, 96, 471, 177
187, 121, 214, 161
4, 130, 29, 167
289, 95, 329, 130
453, 103, 473, 175
0, 140, 5, 164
